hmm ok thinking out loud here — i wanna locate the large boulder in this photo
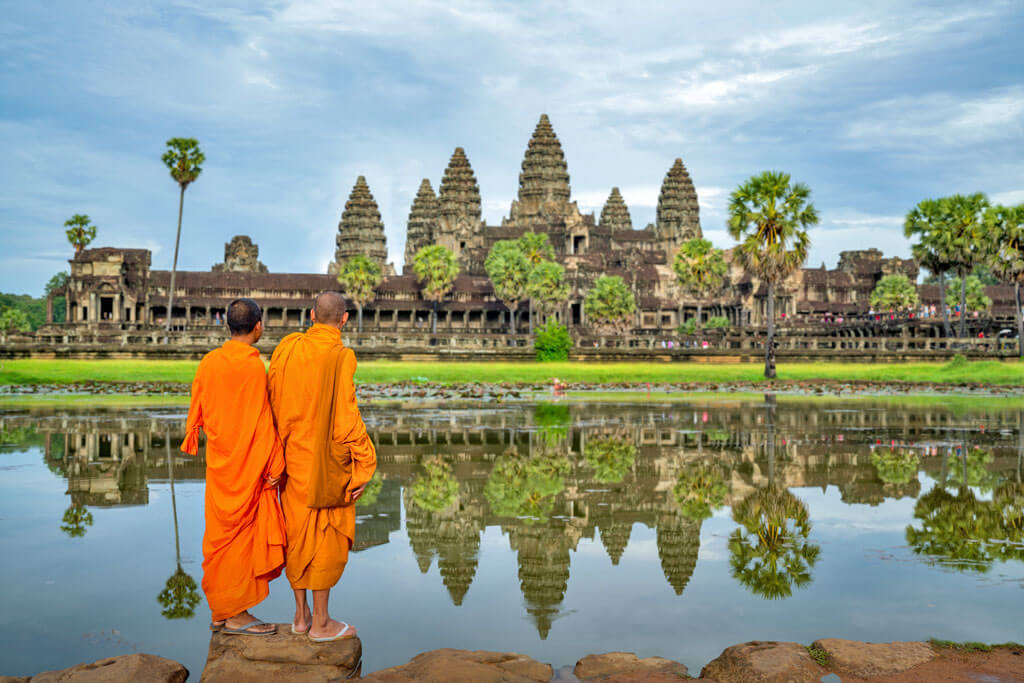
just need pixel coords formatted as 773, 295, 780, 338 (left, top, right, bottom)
811, 638, 935, 677
361, 649, 551, 682
201, 625, 361, 682
574, 652, 688, 680
26, 654, 187, 683
700, 641, 825, 682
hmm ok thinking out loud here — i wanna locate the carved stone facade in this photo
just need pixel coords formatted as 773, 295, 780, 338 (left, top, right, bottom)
404, 179, 439, 268
655, 158, 701, 249
599, 187, 632, 231
211, 235, 267, 273
329, 176, 388, 275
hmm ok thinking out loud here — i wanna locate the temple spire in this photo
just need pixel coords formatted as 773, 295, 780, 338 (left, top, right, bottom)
404, 178, 439, 267
599, 187, 633, 231
436, 147, 483, 259
517, 113, 571, 209
656, 158, 701, 247
329, 175, 388, 274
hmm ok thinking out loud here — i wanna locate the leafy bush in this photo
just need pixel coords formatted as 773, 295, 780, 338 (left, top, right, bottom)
946, 353, 969, 369
705, 316, 730, 330
534, 320, 572, 361
677, 319, 697, 335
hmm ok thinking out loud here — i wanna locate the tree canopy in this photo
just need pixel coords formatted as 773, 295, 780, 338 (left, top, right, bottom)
64, 214, 96, 255
517, 231, 555, 265
485, 240, 531, 333
526, 260, 570, 316
584, 275, 635, 333
336, 254, 383, 332
944, 275, 991, 315
870, 274, 919, 312
673, 238, 728, 300
161, 137, 205, 188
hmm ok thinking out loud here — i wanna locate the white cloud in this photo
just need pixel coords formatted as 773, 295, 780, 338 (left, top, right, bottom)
991, 190, 1024, 206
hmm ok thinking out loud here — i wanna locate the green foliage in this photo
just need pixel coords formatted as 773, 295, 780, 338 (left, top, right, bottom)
673, 464, 729, 520
45, 272, 68, 323
870, 274, 919, 312
157, 565, 201, 619
45, 272, 68, 295
985, 204, 1024, 286
728, 486, 820, 599
336, 254, 383, 331
534, 403, 570, 445
64, 214, 96, 255
355, 472, 384, 507
805, 646, 830, 667
409, 457, 459, 512
485, 240, 531, 322
676, 319, 697, 335
923, 264, 1000, 286
945, 275, 992, 314
946, 353, 969, 369
534, 320, 571, 361
927, 639, 997, 652
673, 238, 728, 302
871, 449, 920, 485
161, 138, 205, 188
0, 293, 47, 330
413, 245, 460, 303
517, 232, 555, 265
484, 451, 569, 523
945, 448, 999, 492
905, 483, 1008, 572
705, 316, 730, 330
727, 171, 817, 286
0, 308, 31, 332
60, 504, 93, 538
526, 260, 570, 316
584, 437, 637, 484
584, 275, 635, 333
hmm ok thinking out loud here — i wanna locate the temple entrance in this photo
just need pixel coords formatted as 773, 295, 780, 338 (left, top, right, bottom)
571, 303, 581, 326
100, 297, 114, 321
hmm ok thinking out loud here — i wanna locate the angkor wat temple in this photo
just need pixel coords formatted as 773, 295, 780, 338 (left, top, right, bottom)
34, 114, 1017, 354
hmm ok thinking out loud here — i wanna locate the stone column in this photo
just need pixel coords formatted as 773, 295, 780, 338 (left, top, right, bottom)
46, 294, 54, 323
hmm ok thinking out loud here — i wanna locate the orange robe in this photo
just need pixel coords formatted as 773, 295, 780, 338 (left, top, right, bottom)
268, 323, 377, 590
181, 339, 287, 621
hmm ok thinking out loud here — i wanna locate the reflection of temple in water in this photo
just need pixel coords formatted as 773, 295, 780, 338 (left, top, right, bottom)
6, 402, 1021, 641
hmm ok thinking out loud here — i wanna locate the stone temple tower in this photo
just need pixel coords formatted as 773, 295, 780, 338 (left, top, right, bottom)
435, 147, 484, 261
599, 187, 633, 231
329, 176, 388, 275
404, 178, 439, 268
655, 158, 701, 249
505, 114, 583, 229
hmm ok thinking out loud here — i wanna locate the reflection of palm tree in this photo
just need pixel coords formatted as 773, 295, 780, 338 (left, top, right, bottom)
484, 451, 568, 524
355, 472, 384, 507
905, 485, 999, 573
158, 428, 199, 620
584, 437, 636, 484
728, 486, 820, 600
871, 449, 920, 485
410, 457, 459, 513
60, 504, 93, 538
673, 463, 728, 521
945, 445, 999, 493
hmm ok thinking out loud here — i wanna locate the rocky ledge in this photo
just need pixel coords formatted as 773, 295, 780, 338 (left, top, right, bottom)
5, 637, 1022, 682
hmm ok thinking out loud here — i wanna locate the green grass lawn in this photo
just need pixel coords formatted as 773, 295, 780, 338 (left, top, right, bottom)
1, 358, 1023, 386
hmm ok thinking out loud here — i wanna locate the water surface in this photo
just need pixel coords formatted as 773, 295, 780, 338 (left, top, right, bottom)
1, 398, 1022, 677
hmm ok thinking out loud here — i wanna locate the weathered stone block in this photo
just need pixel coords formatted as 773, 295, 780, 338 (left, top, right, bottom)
361, 648, 551, 682
200, 625, 361, 682
700, 640, 825, 682
28, 654, 187, 683
574, 651, 688, 679
812, 638, 935, 677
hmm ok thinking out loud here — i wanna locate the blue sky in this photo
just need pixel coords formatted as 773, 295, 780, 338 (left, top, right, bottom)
1, 0, 1022, 295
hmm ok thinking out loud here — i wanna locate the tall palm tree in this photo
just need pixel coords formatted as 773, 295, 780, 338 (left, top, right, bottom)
941, 193, 990, 337
336, 254, 383, 333
518, 232, 555, 332
672, 237, 728, 331
525, 260, 570, 326
985, 203, 1024, 358
158, 427, 199, 619
64, 214, 97, 256
484, 240, 531, 334
161, 138, 205, 332
412, 245, 459, 334
727, 171, 817, 378
905, 198, 954, 337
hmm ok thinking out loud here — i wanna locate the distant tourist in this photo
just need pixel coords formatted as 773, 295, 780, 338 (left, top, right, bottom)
180, 298, 286, 636
268, 292, 377, 642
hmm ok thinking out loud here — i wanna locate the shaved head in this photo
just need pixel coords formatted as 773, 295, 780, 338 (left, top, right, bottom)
314, 291, 347, 325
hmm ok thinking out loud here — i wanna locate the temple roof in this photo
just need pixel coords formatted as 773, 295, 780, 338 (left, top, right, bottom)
517, 114, 571, 209
334, 176, 388, 270
439, 147, 482, 224
599, 187, 633, 231
405, 178, 439, 266
656, 158, 701, 244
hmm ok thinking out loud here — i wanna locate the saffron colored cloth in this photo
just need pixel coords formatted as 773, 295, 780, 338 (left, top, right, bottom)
268, 324, 377, 590
181, 339, 287, 621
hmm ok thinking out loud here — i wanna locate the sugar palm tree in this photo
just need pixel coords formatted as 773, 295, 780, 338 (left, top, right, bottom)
161, 138, 205, 332
336, 254, 383, 332
484, 240, 531, 334
64, 214, 97, 255
158, 428, 199, 619
518, 232, 555, 332
941, 193, 990, 337
727, 171, 818, 378
526, 260, 570, 326
583, 275, 636, 334
985, 203, 1024, 357
672, 237, 728, 331
413, 245, 459, 334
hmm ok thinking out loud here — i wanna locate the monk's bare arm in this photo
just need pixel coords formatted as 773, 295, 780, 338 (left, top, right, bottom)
333, 349, 377, 493
180, 362, 206, 455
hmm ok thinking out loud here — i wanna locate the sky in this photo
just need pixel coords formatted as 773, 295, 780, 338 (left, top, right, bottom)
1, 0, 1023, 295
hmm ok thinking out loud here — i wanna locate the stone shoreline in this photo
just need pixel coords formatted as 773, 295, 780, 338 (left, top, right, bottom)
5, 634, 1022, 682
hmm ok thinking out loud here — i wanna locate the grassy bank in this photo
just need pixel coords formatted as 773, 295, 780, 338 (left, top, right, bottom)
1, 358, 1023, 386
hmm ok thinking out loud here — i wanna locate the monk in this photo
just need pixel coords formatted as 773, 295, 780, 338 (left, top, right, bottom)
181, 298, 286, 636
268, 291, 377, 642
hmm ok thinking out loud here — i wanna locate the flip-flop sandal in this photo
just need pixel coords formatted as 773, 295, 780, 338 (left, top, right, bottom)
291, 623, 311, 635
222, 619, 277, 637
210, 621, 225, 632
309, 621, 355, 642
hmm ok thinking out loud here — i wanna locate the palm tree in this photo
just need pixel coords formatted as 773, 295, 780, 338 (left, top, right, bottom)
727, 171, 818, 378
941, 193, 990, 337
412, 245, 459, 334
584, 437, 636, 484
526, 260, 570, 326
905, 198, 954, 337
583, 275, 636, 334
161, 138, 205, 332
336, 254, 383, 333
673, 463, 729, 521
985, 203, 1024, 358
672, 237, 728, 331
869, 274, 919, 313
60, 503, 94, 538
64, 214, 97, 255
484, 240, 531, 334
518, 232, 555, 332
158, 427, 199, 619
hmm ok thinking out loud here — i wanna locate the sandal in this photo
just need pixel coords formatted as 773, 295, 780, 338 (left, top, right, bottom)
309, 621, 355, 642
210, 620, 226, 632
222, 619, 277, 636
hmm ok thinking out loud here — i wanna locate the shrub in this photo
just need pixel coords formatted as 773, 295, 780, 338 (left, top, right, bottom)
677, 319, 697, 335
705, 316, 730, 330
534, 320, 571, 361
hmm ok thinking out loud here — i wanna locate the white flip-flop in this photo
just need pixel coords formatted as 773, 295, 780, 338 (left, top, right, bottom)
309, 621, 355, 642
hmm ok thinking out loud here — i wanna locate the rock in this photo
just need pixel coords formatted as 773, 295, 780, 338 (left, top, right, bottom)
700, 641, 824, 682
28, 654, 187, 682
812, 638, 936, 677
361, 649, 551, 682
574, 652, 688, 679
201, 625, 361, 682
0, 677, 30, 683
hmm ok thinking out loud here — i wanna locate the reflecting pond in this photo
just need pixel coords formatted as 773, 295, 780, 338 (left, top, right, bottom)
1, 398, 1023, 677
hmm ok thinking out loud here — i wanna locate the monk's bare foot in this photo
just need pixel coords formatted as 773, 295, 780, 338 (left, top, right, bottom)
223, 611, 276, 634
308, 617, 357, 641
292, 605, 312, 634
